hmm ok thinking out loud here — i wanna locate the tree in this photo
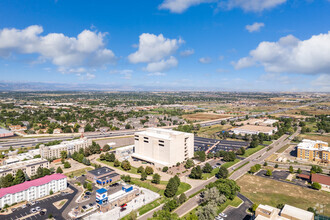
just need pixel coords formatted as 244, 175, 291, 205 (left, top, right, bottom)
121, 160, 131, 171
140, 171, 147, 181
121, 175, 131, 183
152, 210, 180, 220
251, 203, 259, 212
37, 166, 44, 178
100, 154, 105, 160
43, 168, 51, 176
137, 166, 144, 173
196, 202, 218, 220
109, 153, 116, 162
189, 166, 203, 179
162, 166, 168, 172
216, 166, 228, 179
263, 162, 268, 166
311, 182, 321, 190
179, 193, 187, 204
152, 173, 161, 184
277, 203, 284, 209
103, 144, 110, 152
1, 173, 14, 188
250, 140, 259, 148
236, 147, 245, 155
60, 151, 67, 159
289, 166, 294, 174
145, 166, 154, 175
249, 166, 257, 174
311, 165, 322, 174
56, 166, 63, 174
266, 169, 272, 176
274, 164, 279, 168
114, 159, 120, 167
64, 161, 71, 168
50, 189, 53, 195
307, 207, 317, 215
173, 175, 181, 187
297, 168, 302, 174
87, 183, 93, 191
163, 199, 178, 212
13, 169, 25, 185
184, 159, 194, 169
164, 178, 178, 198
222, 152, 236, 162
202, 163, 213, 173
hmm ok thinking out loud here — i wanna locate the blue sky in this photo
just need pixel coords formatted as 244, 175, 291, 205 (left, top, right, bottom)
0, 0, 329, 91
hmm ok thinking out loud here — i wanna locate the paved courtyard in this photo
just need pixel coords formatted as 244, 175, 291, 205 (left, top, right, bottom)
84, 187, 160, 220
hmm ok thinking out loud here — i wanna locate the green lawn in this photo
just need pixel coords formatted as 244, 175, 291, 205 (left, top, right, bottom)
202, 167, 219, 180
263, 141, 273, 145
242, 145, 265, 157
276, 144, 290, 153
64, 167, 93, 177
97, 158, 139, 174
217, 196, 243, 213
138, 198, 165, 216
222, 159, 240, 169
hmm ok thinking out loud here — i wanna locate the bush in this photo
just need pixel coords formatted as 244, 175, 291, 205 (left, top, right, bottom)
202, 163, 213, 173
311, 182, 321, 190
274, 164, 279, 168
189, 166, 203, 179
145, 166, 154, 175
114, 159, 120, 167
140, 172, 147, 181
121, 160, 131, 171
56, 167, 63, 174
263, 162, 268, 166
121, 175, 131, 183
137, 166, 144, 173
151, 173, 161, 184
266, 169, 272, 176
64, 161, 71, 168
185, 159, 194, 169
162, 166, 169, 172
50, 189, 53, 195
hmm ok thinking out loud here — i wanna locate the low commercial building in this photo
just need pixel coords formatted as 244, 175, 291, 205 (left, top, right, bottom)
0, 173, 67, 208
298, 173, 330, 191
231, 125, 277, 136
0, 128, 14, 138
86, 167, 120, 185
115, 145, 134, 160
9, 125, 27, 132
132, 128, 194, 167
0, 158, 49, 178
98, 185, 140, 212
297, 139, 329, 163
255, 204, 314, 220
39, 137, 92, 159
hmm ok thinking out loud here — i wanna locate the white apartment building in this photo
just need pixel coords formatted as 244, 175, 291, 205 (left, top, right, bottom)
40, 137, 92, 159
132, 128, 194, 167
0, 173, 67, 208
0, 158, 49, 178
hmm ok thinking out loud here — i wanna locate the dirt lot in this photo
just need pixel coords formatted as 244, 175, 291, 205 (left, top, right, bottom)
182, 113, 230, 121
299, 134, 330, 144
94, 136, 134, 148
237, 174, 330, 216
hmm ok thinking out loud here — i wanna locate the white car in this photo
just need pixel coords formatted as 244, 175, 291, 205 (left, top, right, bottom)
219, 213, 227, 217
30, 208, 36, 213
36, 206, 41, 212
216, 217, 223, 220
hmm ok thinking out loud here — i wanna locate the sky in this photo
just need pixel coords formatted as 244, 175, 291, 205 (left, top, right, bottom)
0, 0, 329, 92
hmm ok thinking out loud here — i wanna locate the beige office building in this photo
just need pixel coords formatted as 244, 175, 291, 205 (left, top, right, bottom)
132, 128, 194, 167
0, 158, 49, 178
40, 137, 92, 159
255, 204, 314, 220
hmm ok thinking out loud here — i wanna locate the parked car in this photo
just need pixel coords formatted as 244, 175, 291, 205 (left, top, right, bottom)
30, 201, 35, 206
85, 191, 91, 195
82, 206, 87, 210
220, 213, 227, 217
30, 208, 36, 213
35, 207, 41, 212
22, 204, 27, 209
40, 211, 46, 215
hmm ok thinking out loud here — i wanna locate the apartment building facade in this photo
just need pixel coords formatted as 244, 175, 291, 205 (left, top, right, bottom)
0, 158, 49, 178
39, 137, 92, 159
132, 128, 194, 167
0, 173, 67, 208
297, 139, 329, 163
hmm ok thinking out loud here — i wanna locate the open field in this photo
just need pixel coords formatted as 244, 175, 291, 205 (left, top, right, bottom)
242, 145, 265, 157
64, 167, 93, 177
183, 113, 229, 121
299, 134, 330, 143
197, 124, 232, 137
237, 174, 330, 216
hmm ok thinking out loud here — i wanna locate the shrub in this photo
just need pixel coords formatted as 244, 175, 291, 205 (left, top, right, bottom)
162, 166, 169, 172
151, 173, 161, 184
121, 160, 131, 171
140, 172, 147, 181
216, 166, 228, 179
266, 169, 272, 176
137, 166, 144, 173
311, 182, 321, 190
145, 166, 154, 175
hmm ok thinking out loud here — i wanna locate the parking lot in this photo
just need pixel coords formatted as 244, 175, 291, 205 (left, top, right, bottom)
256, 170, 290, 181
5, 184, 78, 220
194, 137, 249, 153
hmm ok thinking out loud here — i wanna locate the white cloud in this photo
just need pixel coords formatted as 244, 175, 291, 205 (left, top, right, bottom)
145, 56, 178, 72
110, 69, 133, 80
159, 0, 212, 13
311, 74, 330, 87
76, 73, 96, 80
0, 25, 116, 69
245, 22, 265, 32
199, 57, 212, 64
180, 49, 195, 57
226, 0, 286, 12
128, 33, 182, 63
233, 31, 330, 75
147, 72, 167, 76
218, 55, 224, 61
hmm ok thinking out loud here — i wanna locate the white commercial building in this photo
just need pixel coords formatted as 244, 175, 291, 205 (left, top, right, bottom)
0, 173, 67, 208
132, 128, 194, 167
231, 125, 277, 136
40, 137, 92, 159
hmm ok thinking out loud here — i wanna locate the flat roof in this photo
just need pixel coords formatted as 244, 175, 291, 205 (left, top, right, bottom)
281, 204, 314, 220
96, 188, 107, 194
0, 128, 13, 134
232, 125, 277, 132
135, 128, 190, 141
98, 173, 119, 181
88, 167, 115, 177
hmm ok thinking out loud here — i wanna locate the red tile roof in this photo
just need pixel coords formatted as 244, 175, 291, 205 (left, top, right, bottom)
311, 173, 330, 186
0, 174, 66, 198
297, 174, 310, 180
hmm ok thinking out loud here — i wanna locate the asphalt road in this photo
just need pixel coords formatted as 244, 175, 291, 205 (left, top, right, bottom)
223, 193, 253, 220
